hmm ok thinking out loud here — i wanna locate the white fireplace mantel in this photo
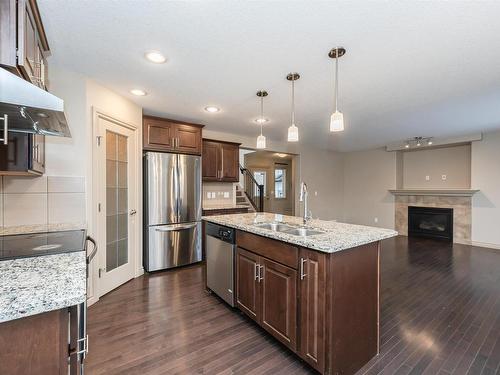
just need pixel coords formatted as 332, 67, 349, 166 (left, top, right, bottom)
389, 189, 479, 197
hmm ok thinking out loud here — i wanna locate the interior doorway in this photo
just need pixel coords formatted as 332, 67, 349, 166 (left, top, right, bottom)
241, 150, 296, 215
93, 113, 139, 298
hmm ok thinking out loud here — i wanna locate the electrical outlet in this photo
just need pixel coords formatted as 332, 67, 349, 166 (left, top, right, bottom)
426, 175, 430, 181
206, 192, 211, 199
374, 217, 379, 224
442, 174, 447, 181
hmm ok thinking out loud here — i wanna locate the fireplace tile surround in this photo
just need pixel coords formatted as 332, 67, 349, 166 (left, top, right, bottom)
395, 195, 471, 244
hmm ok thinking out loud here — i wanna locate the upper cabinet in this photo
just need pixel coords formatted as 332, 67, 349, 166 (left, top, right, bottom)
0, 132, 45, 175
143, 116, 204, 155
202, 139, 240, 182
0, 0, 50, 90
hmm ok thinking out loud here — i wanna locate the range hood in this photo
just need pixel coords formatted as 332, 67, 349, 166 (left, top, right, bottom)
0, 68, 71, 138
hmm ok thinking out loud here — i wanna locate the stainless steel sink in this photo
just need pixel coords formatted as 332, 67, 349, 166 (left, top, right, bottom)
253, 222, 324, 237
284, 228, 325, 237
253, 223, 295, 232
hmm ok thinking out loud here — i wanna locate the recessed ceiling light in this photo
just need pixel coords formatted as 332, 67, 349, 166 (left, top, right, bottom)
130, 89, 147, 96
144, 50, 167, 64
204, 106, 220, 113
254, 118, 269, 124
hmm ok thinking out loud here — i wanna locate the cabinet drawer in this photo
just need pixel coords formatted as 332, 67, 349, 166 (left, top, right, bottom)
236, 230, 298, 269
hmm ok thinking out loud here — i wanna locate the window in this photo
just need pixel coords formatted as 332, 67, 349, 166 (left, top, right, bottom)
253, 171, 266, 197
275, 168, 286, 198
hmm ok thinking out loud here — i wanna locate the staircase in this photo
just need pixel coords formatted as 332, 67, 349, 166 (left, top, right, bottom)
239, 164, 264, 212
236, 185, 256, 213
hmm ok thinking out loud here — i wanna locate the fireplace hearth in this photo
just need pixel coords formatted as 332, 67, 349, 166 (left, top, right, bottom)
408, 206, 453, 241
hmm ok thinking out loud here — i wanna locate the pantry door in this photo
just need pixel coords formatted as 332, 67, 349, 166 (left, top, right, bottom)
95, 114, 138, 297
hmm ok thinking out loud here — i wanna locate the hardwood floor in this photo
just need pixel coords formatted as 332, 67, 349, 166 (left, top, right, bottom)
86, 236, 500, 375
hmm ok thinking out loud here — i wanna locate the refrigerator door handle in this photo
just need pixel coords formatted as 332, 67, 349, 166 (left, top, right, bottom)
154, 223, 198, 232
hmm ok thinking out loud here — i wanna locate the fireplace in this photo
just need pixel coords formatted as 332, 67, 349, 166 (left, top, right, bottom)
408, 206, 453, 241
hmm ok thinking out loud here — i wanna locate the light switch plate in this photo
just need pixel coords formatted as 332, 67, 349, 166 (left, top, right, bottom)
223, 192, 229, 198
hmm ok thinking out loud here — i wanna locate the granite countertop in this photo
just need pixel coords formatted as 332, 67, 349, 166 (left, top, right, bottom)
203, 212, 398, 253
203, 204, 250, 211
0, 223, 87, 236
0, 252, 86, 323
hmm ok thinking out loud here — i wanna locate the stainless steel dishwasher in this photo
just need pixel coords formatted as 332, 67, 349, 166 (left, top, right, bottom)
206, 222, 236, 307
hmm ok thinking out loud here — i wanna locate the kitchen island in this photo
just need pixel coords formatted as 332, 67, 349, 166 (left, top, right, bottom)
0, 229, 89, 375
203, 212, 397, 375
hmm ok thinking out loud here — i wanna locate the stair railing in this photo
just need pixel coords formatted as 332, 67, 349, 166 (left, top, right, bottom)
239, 164, 264, 212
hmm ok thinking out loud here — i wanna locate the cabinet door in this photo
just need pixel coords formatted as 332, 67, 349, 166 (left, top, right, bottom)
30, 134, 45, 174
0, 309, 69, 375
176, 124, 202, 155
298, 248, 326, 372
236, 247, 260, 322
143, 117, 175, 151
260, 257, 297, 350
17, 0, 38, 84
202, 140, 220, 181
0, 0, 17, 68
220, 143, 239, 182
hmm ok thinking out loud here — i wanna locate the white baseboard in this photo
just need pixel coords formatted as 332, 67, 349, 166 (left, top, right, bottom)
471, 241, 500, 250
135, 267, 145, 278
87, 295, 99, 307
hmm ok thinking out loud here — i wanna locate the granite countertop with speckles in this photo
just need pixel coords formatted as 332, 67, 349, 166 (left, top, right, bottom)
0, 252, 86, 323
203, 212, 398, 253
203, 204, 250, 211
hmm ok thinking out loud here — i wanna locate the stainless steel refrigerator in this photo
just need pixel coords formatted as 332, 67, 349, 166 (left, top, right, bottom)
143, 152, 202, 272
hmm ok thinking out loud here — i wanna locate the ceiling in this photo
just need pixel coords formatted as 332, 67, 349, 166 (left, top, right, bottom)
39, 1, 500, 152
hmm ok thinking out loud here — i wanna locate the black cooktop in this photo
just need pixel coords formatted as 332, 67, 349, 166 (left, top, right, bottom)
0, 229, 87, 260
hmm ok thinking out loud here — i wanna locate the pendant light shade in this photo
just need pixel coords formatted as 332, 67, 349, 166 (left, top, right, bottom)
256, 134, 266, 149
330, 110, 344, 132
287, 124, 299, 142
255, 90, 268, 149
286, 73, 300, 142
328, 47, 346, 132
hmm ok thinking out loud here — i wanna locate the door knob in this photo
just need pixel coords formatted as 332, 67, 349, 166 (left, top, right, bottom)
130, 209, 137, 216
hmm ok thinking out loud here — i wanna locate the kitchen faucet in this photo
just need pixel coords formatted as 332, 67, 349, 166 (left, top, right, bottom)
299, 182, 312, 225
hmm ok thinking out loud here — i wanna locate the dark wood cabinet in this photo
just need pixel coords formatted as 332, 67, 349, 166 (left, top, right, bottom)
0, 132, 45, 175
236, 248, 260, 321
202, 139, 240, 182
233, 229, 381, 375
143, 115, 203, 155
201, 140, 219, 180
299, 248, 326, 373
260, 257, 297, 350
0, 0, 50, 89
236, 245, 298, 351
0, 307, 80, 375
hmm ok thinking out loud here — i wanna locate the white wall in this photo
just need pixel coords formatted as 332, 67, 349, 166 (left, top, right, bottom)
471, 131, 500, 248
343, 148, 396, 229
203, 129, 344, 221
48, 67, 143, 304
402, 145, 471, 189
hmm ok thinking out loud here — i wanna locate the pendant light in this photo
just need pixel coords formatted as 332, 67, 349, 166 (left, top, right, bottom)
286, 73, 300, 142
256, 90, 268, 149
328, 47, 346, 132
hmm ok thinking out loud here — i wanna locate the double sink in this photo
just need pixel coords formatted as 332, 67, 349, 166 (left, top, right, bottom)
253, 222, 325, 237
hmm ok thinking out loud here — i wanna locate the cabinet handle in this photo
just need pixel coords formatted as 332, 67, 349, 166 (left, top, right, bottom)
0, 114, 8, 145
254, 263, 259, 281
221, 148, 224, 176
259, 265, 264, 282
300, 258, 307, 280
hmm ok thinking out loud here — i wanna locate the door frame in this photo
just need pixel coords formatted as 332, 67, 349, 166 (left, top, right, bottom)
88, 108, 143, 306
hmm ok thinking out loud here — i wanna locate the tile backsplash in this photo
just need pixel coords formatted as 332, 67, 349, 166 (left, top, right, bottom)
0, 176, 86, 231
203, 182, 236, 207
